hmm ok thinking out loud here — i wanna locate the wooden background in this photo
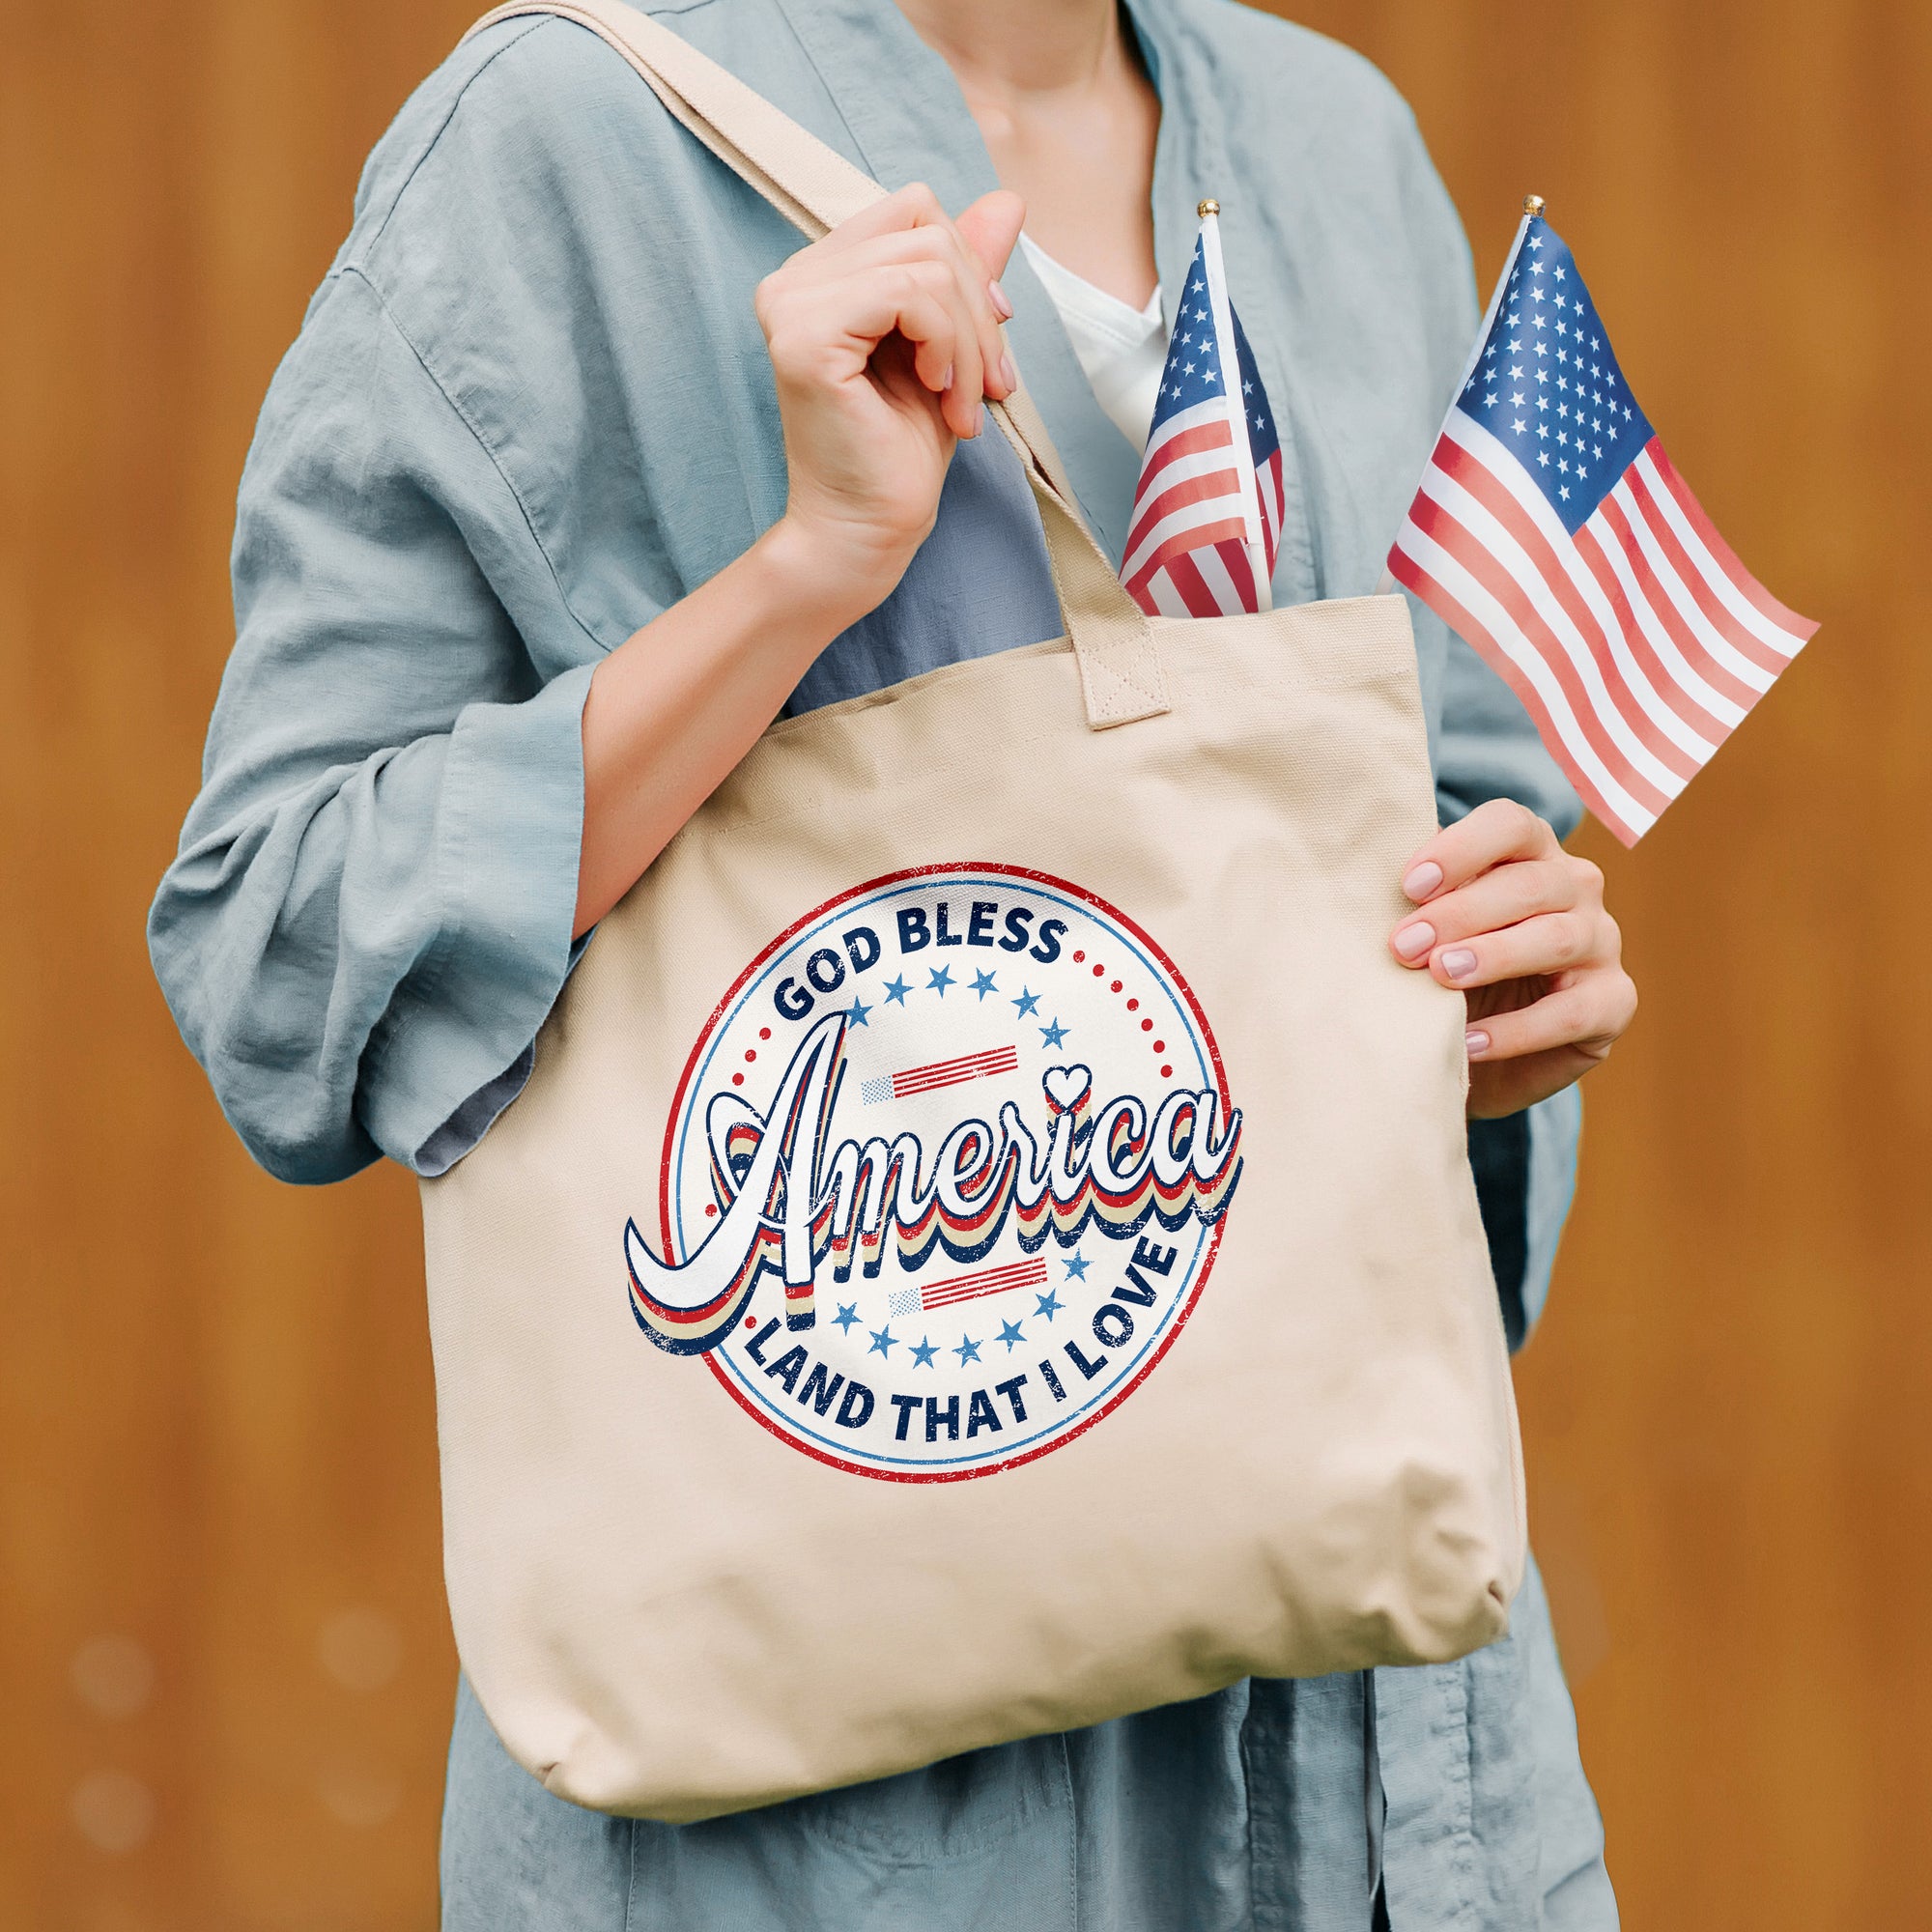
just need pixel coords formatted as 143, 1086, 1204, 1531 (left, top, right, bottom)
3, 0, 1925, 1923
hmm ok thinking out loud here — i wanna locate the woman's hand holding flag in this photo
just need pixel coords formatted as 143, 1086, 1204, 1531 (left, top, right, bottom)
1392, 799, 1638, 1117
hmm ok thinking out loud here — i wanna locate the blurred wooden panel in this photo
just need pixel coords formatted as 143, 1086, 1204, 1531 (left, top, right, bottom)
1, 4, 486, 1926
0, 0, 1924, 1926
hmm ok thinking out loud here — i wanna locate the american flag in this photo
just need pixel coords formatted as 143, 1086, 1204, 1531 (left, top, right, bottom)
1122, 208, 1286, 618
1388, 210, 1818, 846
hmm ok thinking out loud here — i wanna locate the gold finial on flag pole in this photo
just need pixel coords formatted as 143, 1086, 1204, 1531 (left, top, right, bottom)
1198, 198, 1220, 218
1522, 193, 1547, 218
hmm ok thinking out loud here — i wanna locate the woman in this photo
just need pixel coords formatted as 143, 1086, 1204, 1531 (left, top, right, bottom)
151, 0, 1634, 1922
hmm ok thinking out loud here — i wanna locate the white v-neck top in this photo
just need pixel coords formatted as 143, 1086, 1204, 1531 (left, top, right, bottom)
1018, 232, 1165, 450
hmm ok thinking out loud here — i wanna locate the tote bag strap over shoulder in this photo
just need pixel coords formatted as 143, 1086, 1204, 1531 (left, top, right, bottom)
464, 0, 1171, 728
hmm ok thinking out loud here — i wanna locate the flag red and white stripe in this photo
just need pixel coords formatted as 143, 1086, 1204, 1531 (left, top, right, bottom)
1391, 415, 1815, 846
920, 1256, 1048, 1313
1122, 208, 1286, 619
1387, 210, 1817, 844
891, 1044, 1019, 1100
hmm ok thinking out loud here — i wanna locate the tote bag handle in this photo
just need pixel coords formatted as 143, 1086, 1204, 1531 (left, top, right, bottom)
463, 0, 1171, 728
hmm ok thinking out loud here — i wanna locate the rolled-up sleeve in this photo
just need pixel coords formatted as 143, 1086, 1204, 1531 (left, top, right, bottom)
149, 266, 599, 1183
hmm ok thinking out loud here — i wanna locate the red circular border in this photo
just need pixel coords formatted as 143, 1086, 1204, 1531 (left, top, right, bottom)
656, 863, 1236, 1484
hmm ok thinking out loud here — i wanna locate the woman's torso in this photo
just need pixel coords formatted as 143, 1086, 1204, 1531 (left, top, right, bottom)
172, 1, 1610, 1921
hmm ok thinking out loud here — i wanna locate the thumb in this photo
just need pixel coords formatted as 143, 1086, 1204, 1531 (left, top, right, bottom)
955, 187, 1026, 283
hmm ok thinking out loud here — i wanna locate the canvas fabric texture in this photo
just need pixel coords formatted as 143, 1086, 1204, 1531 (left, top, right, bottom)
419, 0, 1525, 1825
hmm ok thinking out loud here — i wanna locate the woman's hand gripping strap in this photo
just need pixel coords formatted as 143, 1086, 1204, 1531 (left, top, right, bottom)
462, 0, 1171, 728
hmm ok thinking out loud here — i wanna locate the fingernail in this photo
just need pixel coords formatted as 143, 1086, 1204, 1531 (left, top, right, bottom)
1440, 948, 1478, 980
1403, 862, 1443, 901
988, 278, 1014, 320
1393, 922, 1435, 960
999, 352, 1017, 392
973, 401, 985, 437
940, 361, 953, 392
1465, 1028, 1492, 1058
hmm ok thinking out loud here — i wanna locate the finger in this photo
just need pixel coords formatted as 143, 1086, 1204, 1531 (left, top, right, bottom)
1463, 970, 1636, 1064
872, 260, 984, 434
807, 180, 959, 261
790, 224, 1014, 407
1389, 857, 1588, 963
756, 188, 951, 341
955, 188, 1026, 282
773, 187, 1018, 409
763, 270, 956, 387
775, 262, 982, 430
1422, 910, 1608, 991
866, 330, 949, 424
954, 188, 1026, 379
757, 272, 962, 435
1401, 798, 1559, 903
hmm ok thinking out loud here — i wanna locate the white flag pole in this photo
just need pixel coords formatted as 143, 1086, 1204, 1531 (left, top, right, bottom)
1372, 193, 1547, 597
1197, 199, 1273, 612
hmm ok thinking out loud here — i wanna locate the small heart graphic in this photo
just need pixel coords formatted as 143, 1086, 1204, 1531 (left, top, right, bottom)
1042, 1065, 1093, 1114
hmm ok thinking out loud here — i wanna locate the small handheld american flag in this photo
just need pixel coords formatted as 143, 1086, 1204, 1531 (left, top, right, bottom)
1388, 199, 1819, 847
1122, 201, 1286, 618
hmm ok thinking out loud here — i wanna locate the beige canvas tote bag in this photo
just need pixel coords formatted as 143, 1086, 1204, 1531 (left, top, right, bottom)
422, 0, 1526, 1823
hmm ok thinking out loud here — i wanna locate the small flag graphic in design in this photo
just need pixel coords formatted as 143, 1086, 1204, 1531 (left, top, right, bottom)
1122, 203, 1286, 618
1387, 206, 1819, 847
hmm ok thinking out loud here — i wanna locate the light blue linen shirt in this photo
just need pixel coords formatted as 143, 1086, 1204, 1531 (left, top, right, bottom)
150, 0, 1612, 1922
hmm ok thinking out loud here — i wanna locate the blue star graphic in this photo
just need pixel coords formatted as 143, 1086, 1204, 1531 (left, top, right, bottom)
996, 1319, 1027, 1351
867, 1325, 897, 1358
1063, 1254, 1090, 1282
883, 975, 911, 1007
970, 970, 998, 1000
909, 1336, 939, 1369
1039, 1019, 1069, 1048
846, 997, 872, 1028
1012, 986, 1041, 1018
953, 1335, 982, 1365
831, 1302, 860, 1334
927, 965, 954, 997
1034, 1290, 1064, 1321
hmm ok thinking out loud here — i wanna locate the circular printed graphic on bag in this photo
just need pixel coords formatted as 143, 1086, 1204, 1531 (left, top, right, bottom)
623, 866, 1244, 1480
